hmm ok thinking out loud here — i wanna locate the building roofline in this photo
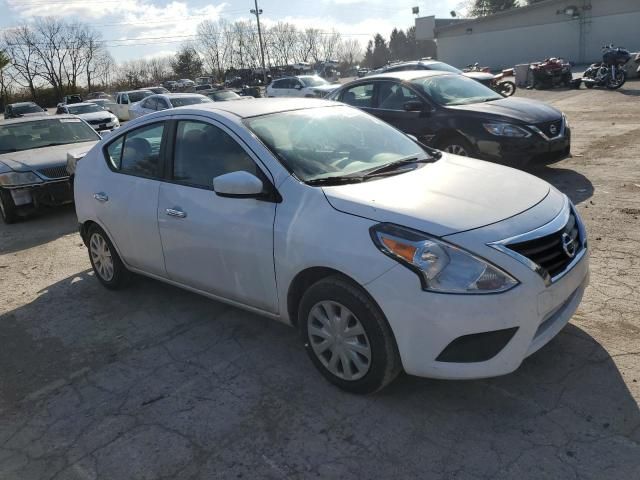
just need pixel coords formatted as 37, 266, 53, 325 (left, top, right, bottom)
434, 0, 568, 34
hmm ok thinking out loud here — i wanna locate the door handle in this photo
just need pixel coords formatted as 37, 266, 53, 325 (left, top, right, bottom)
93, 192, 109, 202
165, 208, 186, 218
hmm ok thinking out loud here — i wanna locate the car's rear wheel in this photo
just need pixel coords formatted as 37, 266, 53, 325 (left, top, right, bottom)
438, 135, 474, 157
87, 224, 130, 289
0, 189, 18, 224
299, 276, 401, 394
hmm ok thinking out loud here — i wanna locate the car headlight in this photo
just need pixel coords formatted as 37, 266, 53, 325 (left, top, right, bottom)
0, 171, 43, 186
483, 123, 531, 138
370, 223, 518, 294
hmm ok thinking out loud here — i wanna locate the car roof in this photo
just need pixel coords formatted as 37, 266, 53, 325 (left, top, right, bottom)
360, 70, 451, 81
0, 114, 76, 126
120, 89, 153, 94
164, 98, 340, 119
152, 93, 208, 99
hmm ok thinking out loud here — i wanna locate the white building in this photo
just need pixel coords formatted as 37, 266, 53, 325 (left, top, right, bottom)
415, 0, 640, 69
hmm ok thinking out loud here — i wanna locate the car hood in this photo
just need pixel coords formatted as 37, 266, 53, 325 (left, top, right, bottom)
322, 154, 550, 237
0, 141, 99, 171
75, 111, 113, 121
448, 97, 561, 124
463, 71, 495, 82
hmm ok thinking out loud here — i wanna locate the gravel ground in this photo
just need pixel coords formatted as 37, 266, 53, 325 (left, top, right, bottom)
1, 83, 639, 480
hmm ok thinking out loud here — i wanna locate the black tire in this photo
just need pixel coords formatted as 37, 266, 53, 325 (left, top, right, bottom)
0, 189, 18, 224
606, 71, 626, 90
86, 224, 130, 290
436, 134, 475, 158
298, 276, 402, 394
498, 81, 516, 96
584, 82, 595, 89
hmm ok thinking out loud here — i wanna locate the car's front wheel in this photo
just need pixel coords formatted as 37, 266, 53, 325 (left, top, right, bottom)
299, 276, 401, 394
437, 135, 474, 157
87, 224, 130, 289
0, 189, 18, 224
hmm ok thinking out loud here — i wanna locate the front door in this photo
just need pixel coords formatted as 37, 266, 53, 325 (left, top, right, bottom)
372, 81, 433, 142
96, 121, 167, 276
157, 117, 279, 313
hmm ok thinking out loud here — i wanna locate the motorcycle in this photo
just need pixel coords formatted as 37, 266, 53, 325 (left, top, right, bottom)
582, 45, 631, 90
464, 63, 517, 97
529, 58, 573, 89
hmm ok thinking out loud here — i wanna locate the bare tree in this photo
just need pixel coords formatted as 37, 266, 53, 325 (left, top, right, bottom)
2, 26, 41, 100
319, 30, 342, 62
197, 19, 225, 80
296, 28, 320, 63
31, 18, 70, 99
338, 38, 362, 66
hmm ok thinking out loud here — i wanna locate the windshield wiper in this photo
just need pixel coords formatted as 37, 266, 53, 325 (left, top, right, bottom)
360, 155, 437, 178
305, 175, 365, 186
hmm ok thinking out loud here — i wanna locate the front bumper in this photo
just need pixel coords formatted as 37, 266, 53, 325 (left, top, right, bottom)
2, 180, 73, 210
365, 198, 589, 380
475, 126, 571, 166
89, 119, 119, 132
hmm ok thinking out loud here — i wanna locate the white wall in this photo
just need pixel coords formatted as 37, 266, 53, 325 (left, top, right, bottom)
436, 10, 640, 69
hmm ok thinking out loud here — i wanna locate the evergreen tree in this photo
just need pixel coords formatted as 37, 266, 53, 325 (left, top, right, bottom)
171, 45, 203, 79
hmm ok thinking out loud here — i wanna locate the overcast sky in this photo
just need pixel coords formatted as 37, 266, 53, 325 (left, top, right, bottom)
2, 0, 463, 61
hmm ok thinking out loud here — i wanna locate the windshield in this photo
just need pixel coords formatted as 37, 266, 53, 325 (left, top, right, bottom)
210, 90, 240, 101
0, 118, 99, 153
427, 62, 463, 74
411, 75, 501, 106
14, 104, 43, 115
129, 91, 153, 103
169, 96, 213, 108
245, 106, 424, 182
68, 104, 105, 114
300, 76, 330, 87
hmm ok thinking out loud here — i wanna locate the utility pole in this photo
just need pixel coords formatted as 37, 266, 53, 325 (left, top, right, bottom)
250, 0, 268, 85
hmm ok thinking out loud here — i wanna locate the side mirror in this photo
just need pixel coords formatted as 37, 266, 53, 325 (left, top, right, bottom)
403, 100, 425, 112
213, 171, 264, 198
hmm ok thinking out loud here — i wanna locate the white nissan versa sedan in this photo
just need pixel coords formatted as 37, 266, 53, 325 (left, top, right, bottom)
74, 99, 589, 393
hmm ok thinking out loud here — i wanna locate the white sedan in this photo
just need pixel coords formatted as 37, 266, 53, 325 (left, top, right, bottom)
129, 93, 213, 119
57, 102, 120, 132
74, 99, 589, 393
266, 75, 340, 98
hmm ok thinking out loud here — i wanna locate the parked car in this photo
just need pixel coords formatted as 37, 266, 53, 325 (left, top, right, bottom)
141, 86, 170, 94
357, 68, 370, 78
163, 80, 178, 91
195, 84, 213, 92
367, 60, 496, 88
0, 115, 100, 223
4, 102, 48, 120
74, 98, 588, 393
56, 102, 120, 132
176, 79, 195, 88
112, 90, 154, 121
128, 93, 213, 119
205, 90, 248, 102
327, 71, 571, 167
266, 75, 339, 98
86, 91, 111, 100
62, 94, 83, 105
87, 98, 117, 113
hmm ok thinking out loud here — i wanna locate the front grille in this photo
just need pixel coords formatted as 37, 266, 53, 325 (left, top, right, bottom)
38, 165, 69, 179
88, 117, 111, 125
507, 211, 580, 279
535, 119, 563, 138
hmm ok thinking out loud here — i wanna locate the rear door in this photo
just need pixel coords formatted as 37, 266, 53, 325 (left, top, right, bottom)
95, 121, 168, 276
157, 116, 279, 312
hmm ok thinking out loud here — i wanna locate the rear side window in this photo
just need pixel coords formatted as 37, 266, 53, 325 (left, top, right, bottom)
105, 122, 165, 178
144, 98, 158, 110
341, 84, 374, 108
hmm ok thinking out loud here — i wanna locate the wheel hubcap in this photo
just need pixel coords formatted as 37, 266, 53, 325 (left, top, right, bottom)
90, 233, 114, 281
444, 144, 468, 156
307, 301, 371, 381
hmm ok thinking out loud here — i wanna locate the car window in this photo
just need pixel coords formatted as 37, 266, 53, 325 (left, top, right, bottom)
168, 96, 213, 108
410, 75, 501, 106
144, 98, 158, 110
107, 123, 165, 178
156, 99, 169, 110
172, 120, 257, 188
68, 104, 104, 114
341, 84, 374, 108
377, 82, 420, 110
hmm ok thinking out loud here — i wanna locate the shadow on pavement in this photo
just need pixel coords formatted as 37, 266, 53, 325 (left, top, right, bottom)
0, 269, 637, 478
527, 165, 594, 205
0, 204, 78, 255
